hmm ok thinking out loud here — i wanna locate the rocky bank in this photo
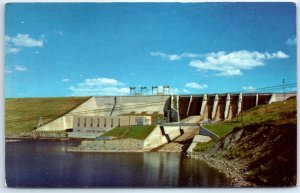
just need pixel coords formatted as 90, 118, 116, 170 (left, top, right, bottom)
188, 121, 297, 187
5, 131, 68, 140
70, 138, 147, 152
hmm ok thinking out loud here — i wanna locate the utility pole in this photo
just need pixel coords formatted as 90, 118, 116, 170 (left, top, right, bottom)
130, 87, 136, 96
283, 78, 286, 103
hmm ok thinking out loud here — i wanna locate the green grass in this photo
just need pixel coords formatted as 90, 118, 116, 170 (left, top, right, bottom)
102, 125, 156, 140
193, 138, 218, 152
123, 112, 165, 125
194, 98, 296, 152
5, 97, 91, 132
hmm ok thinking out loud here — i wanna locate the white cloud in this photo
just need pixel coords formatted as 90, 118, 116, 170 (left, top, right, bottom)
216, 69, 242, 76
6, 34, 44, 47
14, 65, 27, 72
189, 50, 289, 77
170, 88, 180, 95
6, 47, 21, 54
182, 89, 190, 93
264, 51, 289, 59
185, 82, 208, 89
62, 78, 70, 82
54, 30, 64, 36
150, 51, 200, 61
68, 77, 129, 96
5, 34, 45, 54
286, 37, 296, 45
243, 86, 256, 92
80, 78, 123, 87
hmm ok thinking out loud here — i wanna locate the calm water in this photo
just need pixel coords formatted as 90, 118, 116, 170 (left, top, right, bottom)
5, 140, 231, 187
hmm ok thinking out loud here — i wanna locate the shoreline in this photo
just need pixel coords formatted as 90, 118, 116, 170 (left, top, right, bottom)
187, 152, 256, 187
68, 148, 152, 153
5, 137, 78, 142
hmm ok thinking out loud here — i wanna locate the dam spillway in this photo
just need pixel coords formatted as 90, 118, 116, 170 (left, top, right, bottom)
178, 96, 190, 120
215, 95, 226, 121
227, 95, 239, 120
188, 96, 202, 116
242, 95, 257, 111
258, 94, 272, 105
175, 93, 279, 122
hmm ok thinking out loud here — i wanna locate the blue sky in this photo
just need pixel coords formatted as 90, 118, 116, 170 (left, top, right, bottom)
4, 2, 297, 97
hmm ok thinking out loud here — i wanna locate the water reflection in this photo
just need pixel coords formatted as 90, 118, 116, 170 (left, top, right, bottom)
6, 141, 231, 187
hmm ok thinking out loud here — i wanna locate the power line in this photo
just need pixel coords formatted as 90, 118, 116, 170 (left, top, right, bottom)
221, 83, 296, 94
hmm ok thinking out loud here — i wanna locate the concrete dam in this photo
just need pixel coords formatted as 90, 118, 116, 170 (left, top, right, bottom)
173, 93, 274, 121
36, 93, 294, 131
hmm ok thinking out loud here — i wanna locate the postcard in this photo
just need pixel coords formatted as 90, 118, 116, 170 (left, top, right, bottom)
4, 1, 297, 188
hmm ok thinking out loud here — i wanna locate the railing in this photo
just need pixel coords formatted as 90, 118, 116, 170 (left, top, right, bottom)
199, 124, 219, 138
159, 122, 219, 139
160, 123, 200, 127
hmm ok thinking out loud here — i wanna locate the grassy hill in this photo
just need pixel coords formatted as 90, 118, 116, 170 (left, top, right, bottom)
196, 97, 296, 150
5, 97, 91, 132
193, 98, 297, 186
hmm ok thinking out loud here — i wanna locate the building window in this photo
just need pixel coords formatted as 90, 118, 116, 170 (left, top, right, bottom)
97, 118, 100, 127
77, 118, 80, 127
84, 118, 86, 127
104, 118, 106, 127
91, 118, 93, 127
111, 118, 113, 127
118, 118, 120, 127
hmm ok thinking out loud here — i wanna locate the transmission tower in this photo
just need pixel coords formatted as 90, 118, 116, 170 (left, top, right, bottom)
141, 86, 147, 96
130, 87, 136, 96
163, 86, 170, 95
152, 86, 158, 95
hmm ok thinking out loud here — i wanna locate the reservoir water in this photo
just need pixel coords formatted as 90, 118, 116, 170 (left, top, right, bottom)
5, 140, 231, 187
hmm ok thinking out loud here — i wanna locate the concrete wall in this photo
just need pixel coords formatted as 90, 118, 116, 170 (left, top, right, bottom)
242, 95, 257, 111
170, 107, 179, 122
188, 96, 202, 116
214, 95, 226, 120
143, 125, 168, 149
37, 95, 170, 131
73, 115, 151, 129
143, 124, 183, 149
202, 95, 214, 120
227, 95, 239, 119
272, 93, 296, 102
178, 96, 190, 120
258, 94, 272, 105
37, 97, 97, 131
68, 132, 104, 139
95, 95, 171, 116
